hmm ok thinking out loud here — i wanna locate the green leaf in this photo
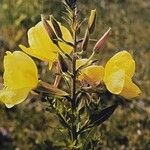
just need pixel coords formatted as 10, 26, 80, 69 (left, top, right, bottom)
89, 104, 118, 126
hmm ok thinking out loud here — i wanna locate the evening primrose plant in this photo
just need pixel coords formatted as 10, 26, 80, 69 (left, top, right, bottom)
0, 0, 141, 149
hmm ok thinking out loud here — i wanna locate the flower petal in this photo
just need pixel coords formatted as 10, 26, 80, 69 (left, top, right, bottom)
58, 22, 73, 54
105, 51, 135, 78
19, 44, 57, 63
120, 77, 141, 99
58, 42, 73, 54
104, 69, 125, 94
29, 21, 58, 52
20, 20, 73, 66
78, 65, 104, 85
0, 87, 30, 108
61, 24, 73, 43
4, 51, 38, 89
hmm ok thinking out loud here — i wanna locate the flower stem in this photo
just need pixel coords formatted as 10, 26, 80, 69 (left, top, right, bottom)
71, 7, 78, 143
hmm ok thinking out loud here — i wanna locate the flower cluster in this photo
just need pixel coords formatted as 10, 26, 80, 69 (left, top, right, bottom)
0, 17, 73, 107
0, 15, 141, 108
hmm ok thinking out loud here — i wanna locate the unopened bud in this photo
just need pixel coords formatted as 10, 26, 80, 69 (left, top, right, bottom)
81, 30, 89, 51
93, 28, 111, 52
42, 18, 58, 45
88, 9, 96, 34
50, 15, 62, 39
58, 54, 68, 72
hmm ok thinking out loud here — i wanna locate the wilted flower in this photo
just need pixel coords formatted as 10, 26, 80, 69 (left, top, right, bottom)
0, 51, 38, 108
19, 19, 73, 69
104, 50, 141, 99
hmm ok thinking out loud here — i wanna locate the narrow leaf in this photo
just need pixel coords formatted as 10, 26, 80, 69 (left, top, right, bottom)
89, 104, 118, 126
58, 54, 68, 72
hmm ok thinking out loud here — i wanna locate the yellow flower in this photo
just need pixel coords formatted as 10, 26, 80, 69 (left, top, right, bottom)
19, 20, 73, 69
77, 51, 141, 99
76, 59, 104, 85
104, 51, 141, 99
0, 51, 38, 108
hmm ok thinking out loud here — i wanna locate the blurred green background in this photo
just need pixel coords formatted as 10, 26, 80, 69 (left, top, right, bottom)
0, 0, 150, 149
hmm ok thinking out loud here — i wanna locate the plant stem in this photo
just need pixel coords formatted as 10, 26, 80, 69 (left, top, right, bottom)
72, 32, 77, 112
71, 7, 78, 143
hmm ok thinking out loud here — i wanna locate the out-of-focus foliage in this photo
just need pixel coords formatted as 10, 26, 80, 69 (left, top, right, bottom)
0, 0, 150, 149
0, 0, 60, 49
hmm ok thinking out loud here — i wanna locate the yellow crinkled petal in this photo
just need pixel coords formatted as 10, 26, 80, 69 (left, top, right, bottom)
29, 21, 58, 53
58, 22, 73, 54
76, 59, 89, 69
19, 45, 57, 63
30, 21, 73, 54
104, 69, 125, 94
120, 77, 141, 99
50, 20, 73, 54
0, 87, 30, 108
105, 51, 135, 78
20, 20, 73, 66
78, 65, 104, 85
58, 42, 73, 55
60, 23, 73, 44
4, 51, 38, 89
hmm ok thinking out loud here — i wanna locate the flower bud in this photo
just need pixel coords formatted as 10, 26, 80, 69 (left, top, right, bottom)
39, 80, 69, 96
58, 54, 68, 72
50, 15, 63, 39
81, 30, 89, 51
88, 9, 96, 34
42, 18, 58, 45
93, 28, 111, 52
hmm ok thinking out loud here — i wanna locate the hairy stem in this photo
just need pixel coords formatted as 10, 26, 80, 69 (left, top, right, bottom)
71, 7, 78, 143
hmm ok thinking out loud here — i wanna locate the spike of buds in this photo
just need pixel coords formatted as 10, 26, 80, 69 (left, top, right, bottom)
93, 28, 111, 52
88, 9, 96, 34
64, 0, 77, 9
50, 15, 63, 39
81, 30, 89, 51
58, 54, 68, 72
42, 17, 58, 45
